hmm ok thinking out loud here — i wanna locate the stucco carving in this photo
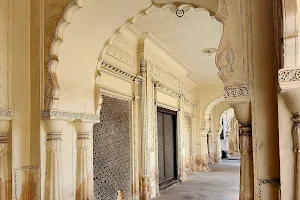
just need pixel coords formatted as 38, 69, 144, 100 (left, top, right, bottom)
154, 82, 181, 99
0, 108, 12, 119
278, 69, 300, 83
41, 110, 100, 123
148, 62, 181, 88
106, 45, 135, 68
224, 85, 251, 98
100, 62, 142, 83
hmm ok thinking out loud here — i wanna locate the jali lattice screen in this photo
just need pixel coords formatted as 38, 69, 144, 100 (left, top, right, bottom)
93, 95, 131, 200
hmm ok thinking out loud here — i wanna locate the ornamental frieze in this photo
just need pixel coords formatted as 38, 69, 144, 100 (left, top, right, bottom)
278, 69, 300, 83
224, 85, 251, 98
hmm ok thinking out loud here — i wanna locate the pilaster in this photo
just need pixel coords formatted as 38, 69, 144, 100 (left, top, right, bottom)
140, 58, 151, 200
207, 131, 214, 163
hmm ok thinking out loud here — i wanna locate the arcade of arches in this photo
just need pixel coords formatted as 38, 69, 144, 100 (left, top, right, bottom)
1, 0, 300, 199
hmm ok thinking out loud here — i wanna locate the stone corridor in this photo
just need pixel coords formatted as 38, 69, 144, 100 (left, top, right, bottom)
154, 160, 240, 200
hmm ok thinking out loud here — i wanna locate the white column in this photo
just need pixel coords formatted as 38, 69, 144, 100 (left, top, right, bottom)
43, 119, 66, 200
207, 131, 214, 163
74, 121, 94, 200
140, 59, 151, 200
0, 120, 9, 199
215, 131, 222, 163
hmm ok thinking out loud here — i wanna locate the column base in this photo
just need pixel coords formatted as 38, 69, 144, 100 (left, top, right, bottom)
140, 177, 151, 200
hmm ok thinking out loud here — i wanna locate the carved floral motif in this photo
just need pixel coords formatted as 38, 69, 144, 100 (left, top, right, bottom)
40, 110, 100, 123
278, 69, 300, 83
0, 109, 12, 119
224, 85, 251, 98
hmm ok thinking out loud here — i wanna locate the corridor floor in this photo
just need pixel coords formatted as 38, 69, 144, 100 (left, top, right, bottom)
153, 160, 240, 200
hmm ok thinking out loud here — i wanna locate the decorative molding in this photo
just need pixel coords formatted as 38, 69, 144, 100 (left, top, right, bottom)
216, 0, 228, 23
106, 45, 135, 68
258, 179, 280, 200
100, 86, 134, 102
155, 101, 179, 112
40, 110, 100, 123
148, 61, 181, 88
100, 62, 143, 83
154, 82, 181, 99
0, 108, 13, 119
278, 68, 300, 83
224, 85, 251, 98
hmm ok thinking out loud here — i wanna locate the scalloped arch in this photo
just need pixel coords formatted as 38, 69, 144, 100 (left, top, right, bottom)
46, 1, 219, 112
217, 107, 234, 135
203, 96, 225, 130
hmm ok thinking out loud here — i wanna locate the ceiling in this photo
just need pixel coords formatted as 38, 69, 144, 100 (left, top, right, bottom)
131, 4, 223, 86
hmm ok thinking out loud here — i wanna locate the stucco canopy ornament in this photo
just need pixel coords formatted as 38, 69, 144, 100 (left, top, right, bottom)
214, 0, 252, 124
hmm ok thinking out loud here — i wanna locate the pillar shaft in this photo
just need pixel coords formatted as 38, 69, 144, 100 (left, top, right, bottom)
74, 121, 94, 200
215, 132, 222, 163
0, 120, 9, 199
207, 132, 213, 163
292, 113, 300, 200
239, 124, 254, 200
140, 59, 151, 200
43, 120, 65, 200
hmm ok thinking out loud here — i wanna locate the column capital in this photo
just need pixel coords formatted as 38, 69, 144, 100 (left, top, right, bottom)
42, 119, 66, 134
74, 120, 94, 133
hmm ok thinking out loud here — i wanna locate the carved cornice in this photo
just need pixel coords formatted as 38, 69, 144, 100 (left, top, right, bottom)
0, 108, 13, 120
154, 82, 181, 98
224, 85, 251, 99
106, 45, 135, 68
41, 110, 100, 123
100, 62, 143, 83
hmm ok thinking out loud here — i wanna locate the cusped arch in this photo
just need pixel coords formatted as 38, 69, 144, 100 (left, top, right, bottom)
45, 1, 220, 113
203, 96, 225, 130
217, 107, 234, 135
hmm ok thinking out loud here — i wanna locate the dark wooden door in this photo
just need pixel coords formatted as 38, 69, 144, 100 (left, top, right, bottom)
157, 107, 178, 190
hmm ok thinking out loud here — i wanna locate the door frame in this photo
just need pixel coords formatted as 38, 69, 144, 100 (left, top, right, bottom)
155, 106, 180, 192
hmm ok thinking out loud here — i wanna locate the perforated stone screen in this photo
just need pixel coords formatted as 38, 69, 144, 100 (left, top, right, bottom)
93, 95, 131, 200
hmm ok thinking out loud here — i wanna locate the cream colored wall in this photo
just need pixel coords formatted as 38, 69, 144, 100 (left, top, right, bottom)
184, 116, 191, 166
278, 95, 294, 200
